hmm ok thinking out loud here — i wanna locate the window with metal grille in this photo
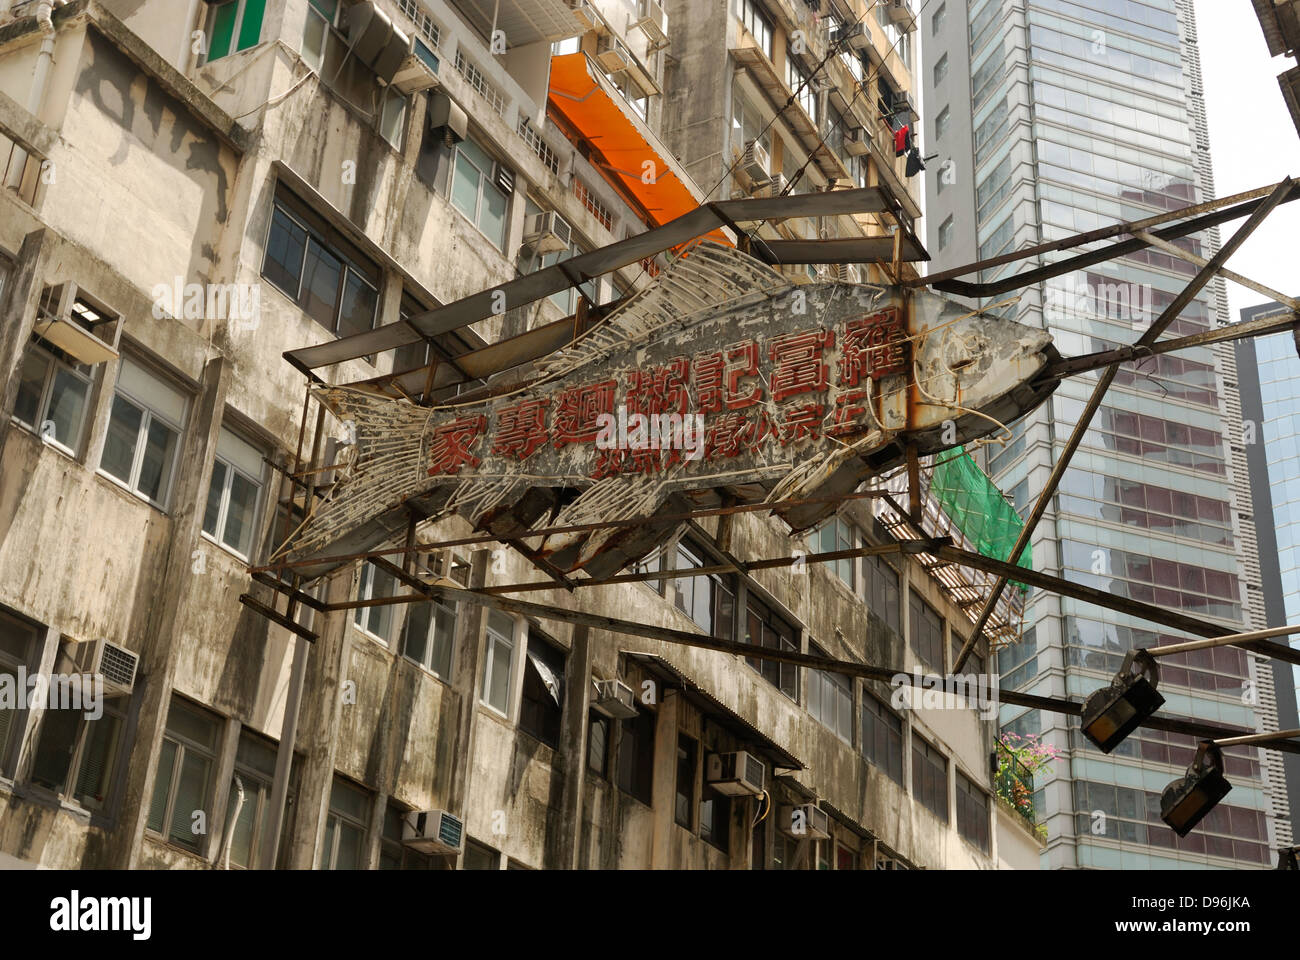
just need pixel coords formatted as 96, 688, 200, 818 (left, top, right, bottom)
909, 591, 944, 672
745, 595, 799, 701
147, 697, 221, 852
861, 692, 904, 784
956, 770, 990, 853
912, 735, 949, 822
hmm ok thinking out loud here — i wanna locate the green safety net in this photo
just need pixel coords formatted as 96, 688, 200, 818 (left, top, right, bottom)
930, 447, 1031, 592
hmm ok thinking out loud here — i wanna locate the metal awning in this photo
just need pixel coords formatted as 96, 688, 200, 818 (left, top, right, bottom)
625, 652, 805, 771
451, 0, 584, 45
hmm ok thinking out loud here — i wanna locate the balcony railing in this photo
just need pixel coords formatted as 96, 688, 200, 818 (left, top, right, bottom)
995, 750, 1040, 833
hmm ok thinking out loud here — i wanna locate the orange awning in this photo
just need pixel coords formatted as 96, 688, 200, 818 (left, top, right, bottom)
549, 52, 726, 240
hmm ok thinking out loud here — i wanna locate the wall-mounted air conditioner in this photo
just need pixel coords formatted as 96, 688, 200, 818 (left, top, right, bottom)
888, 0, 917, 32
60, 639, 139, 698
402, 809, 464, 855
635, 0, 668, 45
740, 139, 770, 183
523, 210, 573, 255
751, 173, 787, 199
840, 21, 871, 52
345, 1, 410, 85
707, 751, 766, 797
844, 126, 870, 156
32, 285, 120, 366
779, 803, 832, 839
595, 34, 632, 73
428, 92, 468, 143
568, 0, 600, 30
391, 35, 440, 94
592, 678, 638, 719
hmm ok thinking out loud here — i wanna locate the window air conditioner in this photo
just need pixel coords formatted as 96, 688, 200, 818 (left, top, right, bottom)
391, 35, 441, 94
888, 0, 917, 32
595, 34, 632, 73
523, 211, 573, 255
591, 679, 638, 719
779, 803, 832, 839
843, 126, 870, 156
402, 809, 465, 855
428, 92, 468, 144
751, 173, 787, 199
568, 0, 600, 30
60, 639, 139, 698
707, 750, 766, 797
840, 22, 871, 52
740, 139, 771, 183
635, 0, 668, 45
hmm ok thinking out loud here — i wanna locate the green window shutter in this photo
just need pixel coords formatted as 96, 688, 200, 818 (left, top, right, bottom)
208, 1, 238, 62
237, 0, 266, 52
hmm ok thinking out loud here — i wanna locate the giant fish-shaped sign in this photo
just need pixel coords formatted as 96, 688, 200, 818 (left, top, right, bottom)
279, 242, 1059, 578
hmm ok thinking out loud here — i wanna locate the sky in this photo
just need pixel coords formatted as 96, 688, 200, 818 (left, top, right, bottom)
1192, 0, 1300, 319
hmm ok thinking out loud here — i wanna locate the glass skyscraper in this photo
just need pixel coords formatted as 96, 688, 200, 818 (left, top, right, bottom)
924, 0, 1291, 867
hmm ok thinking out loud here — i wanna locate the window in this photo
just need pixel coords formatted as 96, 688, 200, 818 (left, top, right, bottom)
745, 595, 799, 701
912, 735, 949, 822
223, 730, 278, 869
13, 341, 92, 454
401, 593, 456, 678
933, 52, 949, 86
202, 426, 266, 559
932, 2, 947, 35
322, 776, 370, 869
261, 190, 380, 339
30, 682, 130, 814
616, 707, 655, 805
519, 630, 565, 748
147, 697, 221, 852
462, 838, 499, 870
785, 52, 819, 124
204, 0, 266, 63
587, 711, 610, 776
480, 610, 516, 715
675, 735, 697, 828
674, 542, 735, 638
0, 612, 38, 777
380, 804, 435, 869
738, 0, 774, 60
99, 357, 188, 509
956, 771, 990, 853
731, 91, 773, 160
816, 516, 857, 587
628, 545, 666, 597
867, 554, 901, 634
451, 137, 509, 250
937, 215, 955, 251
909, 591, 944, 672
935, 105, 950, 141
353, 562, 399, 644
952, 635, 986, 680
301, 0, 340, 72
519, 199, 599, 313
861, 693, 904, 785
807, 648, 853, 744
700, 783, 730, 850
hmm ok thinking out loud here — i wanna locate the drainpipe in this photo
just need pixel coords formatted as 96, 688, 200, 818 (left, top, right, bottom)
5, 0, 59, 190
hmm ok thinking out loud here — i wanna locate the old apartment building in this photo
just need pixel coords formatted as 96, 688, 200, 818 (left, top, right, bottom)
0, 0, 1025, 870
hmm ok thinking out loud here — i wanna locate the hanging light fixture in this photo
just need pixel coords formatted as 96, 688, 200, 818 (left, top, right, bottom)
1160, 740, 1232, 837
1080, 649, 1165, 753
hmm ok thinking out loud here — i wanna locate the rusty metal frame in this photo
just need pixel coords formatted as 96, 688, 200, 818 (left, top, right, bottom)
952, 177, 1297, 670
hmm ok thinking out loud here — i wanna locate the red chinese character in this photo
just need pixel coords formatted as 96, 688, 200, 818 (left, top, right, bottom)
705, 411, 772, 460
426, 415, 486, 476
770, 329, 833, 403
627, 357, 691, 417
593, 448, 627, 480
553, 380, 616, 447
777, 402, 825, 446
841, 309, 907, 385
492, 398, 549, 460
830, 390, 872, 437
696, 341, 761, 412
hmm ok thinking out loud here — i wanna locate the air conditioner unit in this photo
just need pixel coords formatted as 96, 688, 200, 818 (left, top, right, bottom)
60, 639, 139, 698
391, 35, 441, 94
567, 0, 600, 30
428, 92, 468, 143
635, 0, 668, 44
592, 678, 638, 719
595, 34, 632, 73
888, 0, 917, 32
402, 809, 464, 855
841, 21, 871, 52
752, 173, 787, 199
740, 139, 770, 183
835, 263, 861, 284
844, 126, 870, 156
891, 91, 917, 122
345, 1, 409, 85
523, 210, 573, 255
779, 803, 832, 839
707, 750, 766, 797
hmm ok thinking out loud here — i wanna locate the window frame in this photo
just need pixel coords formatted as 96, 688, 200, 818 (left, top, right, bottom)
204, 0, 266, 64
674, 733, 698, 829
322, 775, 371, 870
909, 590, 944, 673
480, 609, 519, 717
911, 734, 950, 823
861, 691, 904, 785
956, 769, 991, 854
616, 706, 656, 806
807, 645, 853, 744
0, 611, 39, 778
11, 340, 93, 456
147, 697, 221, 853
353, 561, 400, 645
518, 628, 565, 748
738, 0, 775, 60
97, 357, 189, 511
451, 136, 510, 250
744, 594, 800, 702
202, 425, 268, 561
223, 729, 279, 870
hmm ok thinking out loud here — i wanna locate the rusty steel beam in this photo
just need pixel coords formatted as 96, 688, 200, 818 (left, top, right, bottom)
953, 178, 1296, 671
238, 594, 319, 642
306, 558, 1300, 756
913, 180, 1300, 294
249, 486, 896, 576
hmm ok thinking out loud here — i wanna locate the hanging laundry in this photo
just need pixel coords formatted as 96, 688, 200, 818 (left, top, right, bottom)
894, 124, 911, 157
905, 146, 925, 178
